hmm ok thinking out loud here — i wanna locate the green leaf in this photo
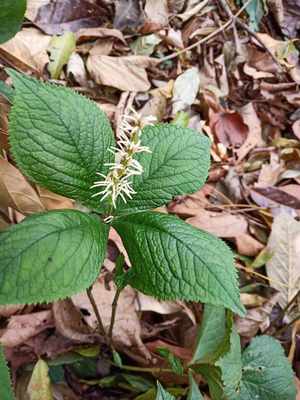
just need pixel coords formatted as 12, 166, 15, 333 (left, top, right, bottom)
0, 345, 15, 400
0, 209, 108, 305
48, 32, 76, 79
0, 0, 26, 45
235, 336, 296, 400
187, 372, 204, 400
7, 70, 115, 209
156, 348, 184, 375
113, 212, 245, 316
116, 124, 210, 215
215, 327, 242, 399
27, 359, 53, 400
156, 382, 176, 400
191, 305, 230, 364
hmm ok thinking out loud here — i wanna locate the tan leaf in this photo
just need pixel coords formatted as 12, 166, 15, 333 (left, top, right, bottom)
236, 103, 264, 161
0, 159, 45, 214
0, 311, 53, 347
27, 359, 53, 400
0, 305, 23, 318
72, 279, 146, 354
235, 233, 264, 257
145, 0, 169, 26
76, 27, 126, 44
86, 55, 153, 91
0, 28, 50, 74
187, 209, 248, 238
266, 213, 300, 312
36, 186, 73, 210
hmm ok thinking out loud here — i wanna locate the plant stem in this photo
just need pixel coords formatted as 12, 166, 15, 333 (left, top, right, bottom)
86, 286, 108, 344
114, 363, 173, 374
108, 287, 122, 346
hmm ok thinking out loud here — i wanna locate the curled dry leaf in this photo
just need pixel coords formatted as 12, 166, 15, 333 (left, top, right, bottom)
76, 27, 126, 45
87, 55, 153, 92
0, 305, 24, 318
144, 0, 169, 27
236, 293, 281, 339
67, 53, 88, 87
72, 279, 147, 355
0, 159, 45, 214
210, 110, 248, 147
235, 233, 264, 257
0, 310, 53, 347
187, 209, 248, 238
36, 186, 73, 210
52, 300, 95, 343
266, 213, 300, 313
0, 28, 50, 74
29, 0, 110, 35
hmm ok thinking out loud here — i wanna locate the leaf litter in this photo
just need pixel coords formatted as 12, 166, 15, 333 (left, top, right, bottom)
2, 0, 300, 397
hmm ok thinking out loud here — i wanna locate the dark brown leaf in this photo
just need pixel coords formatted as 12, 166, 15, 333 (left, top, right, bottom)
251, 186, 300, 209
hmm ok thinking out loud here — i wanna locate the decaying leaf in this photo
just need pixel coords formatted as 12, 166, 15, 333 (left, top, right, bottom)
210, 110, 248, 147
48, 31, 76, 79
113, 0, 144, 31
86, 55, 153, 91
266, 213, 300, 313
0, 159, 45, 215
145, 0, 169, 26
27, 359, 53, 400
172, 67, 200, 115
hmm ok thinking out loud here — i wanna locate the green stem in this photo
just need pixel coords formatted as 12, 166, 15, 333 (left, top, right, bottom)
86, 286, 108, 344
108, 287, 122, 346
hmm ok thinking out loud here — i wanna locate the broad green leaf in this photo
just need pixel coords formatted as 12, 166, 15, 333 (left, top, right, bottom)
48, 32, 76, 79
8, 70, 115, 209
195, 365, 224, 400
215, 327, 242, 399
156, 382, 175, 400
187, 372, 204, 400
116, 124, 210, 215
113, 212, 245, 316
191, 305, 229, 364
27, 359, 53, 400
0, 345, 15, 400
0, 0, 26, 44
235, 336, 296, 400
0, 210, 108, 305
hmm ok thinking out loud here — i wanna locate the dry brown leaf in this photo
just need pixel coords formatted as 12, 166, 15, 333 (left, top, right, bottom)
266, 213, 300, 312
187, 209, 248, 238
0, 159, 45, 214
236, 103, 264, 161
114, 0, 144, 31
236, 293, 280, 339
76, 27, 126, 44
53, 300, 95, 343
210, 110, 248, 147
235, 233, 264, 257
0, 28, 50, 74
67, 53, 88, 86
86, 55, 153, 91
36, 186, 73, 210
145, 0, 169, 26
0, 310, 53, 347
0, 305, 24, 318
72, 279, 147, 354
168, 185, 212, 216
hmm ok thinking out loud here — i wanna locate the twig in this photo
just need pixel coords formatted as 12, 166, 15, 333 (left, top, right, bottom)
275, 313, 300, 337
108, 287, 122, 345
218, 0, 283, 70
158, 0, 254, 63
86, 286, 108, 344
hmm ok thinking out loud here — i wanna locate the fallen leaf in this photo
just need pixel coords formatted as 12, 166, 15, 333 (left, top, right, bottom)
72, 279, 147, 354
0, 311, 53, 347
293, 120, 300, 139
67, 53, 88, 86
0, 28, 50, 74
130, 34, 162, 56
113, 0, 144, 31
0, 159, 45, 214
266, 213, 300, 312
210, 110, 248, 147
187, 209, 248, 238
235, 233, 264, 256
76, 27, 126, 45
236, 103, 264, 161
31, 0, 110, 35
86, 55, 153, 91
27, 359, 53, 400
251, 186, 300, 209
145, 0, 169, 26
172, 67, 200, 115
0, 305, 23, 318
36, 186, 73, 210
48, 31, 76, 79
53, 300, 95, 343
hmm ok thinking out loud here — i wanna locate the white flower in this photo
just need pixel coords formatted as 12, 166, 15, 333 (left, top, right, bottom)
91, 107, 155, 213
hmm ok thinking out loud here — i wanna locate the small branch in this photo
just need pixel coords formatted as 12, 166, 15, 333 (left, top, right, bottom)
108, 287, 122, 346
86, 286, 108, 344
158, 0, 254, 63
